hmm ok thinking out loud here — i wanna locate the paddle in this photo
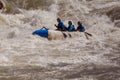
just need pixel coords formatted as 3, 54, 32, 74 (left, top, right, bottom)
85, 32, 92, 36
84, 32, 92, 40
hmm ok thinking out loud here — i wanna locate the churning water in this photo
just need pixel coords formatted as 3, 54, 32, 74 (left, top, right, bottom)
0, 0, 120, 80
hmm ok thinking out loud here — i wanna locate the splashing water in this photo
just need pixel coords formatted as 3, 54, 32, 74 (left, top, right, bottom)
0, 0, 120, 80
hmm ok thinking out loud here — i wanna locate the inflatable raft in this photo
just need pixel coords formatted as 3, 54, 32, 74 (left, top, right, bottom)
32, 29, 86, 40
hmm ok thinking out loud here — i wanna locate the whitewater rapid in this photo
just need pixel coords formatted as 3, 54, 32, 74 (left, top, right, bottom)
0, 0, 120, 80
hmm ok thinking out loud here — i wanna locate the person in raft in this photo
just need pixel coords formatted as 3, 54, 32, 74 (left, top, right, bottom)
54, 18, 67, 31
76, 21, 85, 32
67, 21, 75, 32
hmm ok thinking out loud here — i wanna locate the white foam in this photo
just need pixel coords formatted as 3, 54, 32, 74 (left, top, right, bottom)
0, 0, 119, 67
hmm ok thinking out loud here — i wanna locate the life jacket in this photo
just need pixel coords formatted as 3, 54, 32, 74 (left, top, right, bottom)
58, 22, 67, 31
77, 25, 85, 32
68, 25, 75, 31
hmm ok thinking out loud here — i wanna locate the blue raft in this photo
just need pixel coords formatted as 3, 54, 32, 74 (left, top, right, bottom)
32, 29, 48, 38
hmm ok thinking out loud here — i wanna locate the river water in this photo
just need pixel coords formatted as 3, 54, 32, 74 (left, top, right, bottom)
0, 0, 120, 80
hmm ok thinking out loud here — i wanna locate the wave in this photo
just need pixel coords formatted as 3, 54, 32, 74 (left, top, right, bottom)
6, 0, 54, 10
0, 0, 21, 14
107, 7, 120, 27
0, 0, 120, 80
